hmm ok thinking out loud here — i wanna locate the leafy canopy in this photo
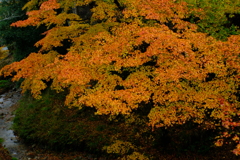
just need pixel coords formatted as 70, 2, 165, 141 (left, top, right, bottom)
1, 0, 240, 155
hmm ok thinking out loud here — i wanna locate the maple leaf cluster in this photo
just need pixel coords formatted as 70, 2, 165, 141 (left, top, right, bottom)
1, 0, 240, 155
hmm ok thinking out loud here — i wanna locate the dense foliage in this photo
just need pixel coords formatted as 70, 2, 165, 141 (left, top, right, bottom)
1, 0, 240, 158
183, 0, 240, 40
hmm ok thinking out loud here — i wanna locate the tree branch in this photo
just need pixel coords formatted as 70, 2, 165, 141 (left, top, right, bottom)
0, 14, 24, 22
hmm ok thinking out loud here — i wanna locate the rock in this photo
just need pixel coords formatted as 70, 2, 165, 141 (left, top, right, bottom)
10, 137, 18, 143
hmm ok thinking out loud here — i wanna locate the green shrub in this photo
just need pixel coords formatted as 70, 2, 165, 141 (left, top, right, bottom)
0, 138, 4, 144
13, 89, 115, 154
0, 80, 11, 89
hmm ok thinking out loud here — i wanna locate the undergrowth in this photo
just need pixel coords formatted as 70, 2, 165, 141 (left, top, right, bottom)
13, 88, 239, 159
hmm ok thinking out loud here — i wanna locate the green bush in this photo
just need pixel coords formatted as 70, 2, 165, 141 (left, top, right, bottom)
13, 89, 116, 154
0, 80, 11, 88
183, 0, 240, 40
0, 138, 4, 144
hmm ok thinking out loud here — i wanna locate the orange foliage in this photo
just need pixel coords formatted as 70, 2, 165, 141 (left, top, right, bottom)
1, 0, 240, 155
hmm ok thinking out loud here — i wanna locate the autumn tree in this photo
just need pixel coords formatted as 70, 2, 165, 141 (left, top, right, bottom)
1, 0, 240, 156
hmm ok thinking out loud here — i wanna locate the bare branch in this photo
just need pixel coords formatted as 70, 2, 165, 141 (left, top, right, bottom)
0, 14, 24, 21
